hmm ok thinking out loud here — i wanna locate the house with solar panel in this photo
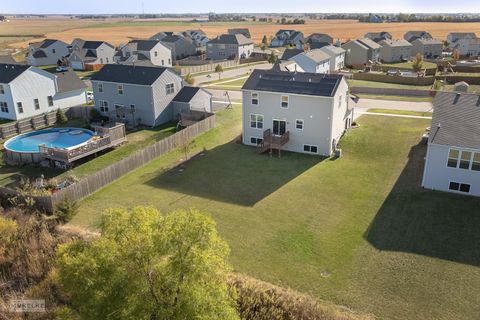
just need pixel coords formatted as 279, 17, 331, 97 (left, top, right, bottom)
26, 39, 70, 66
91, 64, 211, 128
422, 92, 480, 196
68, 39, 116, 71
241, 69, 353, 156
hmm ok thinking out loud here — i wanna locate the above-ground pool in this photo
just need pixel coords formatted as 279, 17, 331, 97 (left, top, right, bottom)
4, 128, 94, 163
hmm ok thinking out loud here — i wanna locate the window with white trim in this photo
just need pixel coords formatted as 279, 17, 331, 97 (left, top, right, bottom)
281, 95, 289, 108
0, 102, 8, 113
250, 137, 263, 145
34, 98, 40, 110
47, 96, 54, 107
472, 153, 480, 171
17, 102, 23, 114
99, 100, 109, 112
117, 84, 124, 95
166, 83, 175, 95
449, 181, 471, 193
250, 114, 263, 129
447, 149, 459, 167
251, 92, 259, 105
98, 83, 103, 93
459, 150, 472, 169
295, 119, 304, 130
0, 85, 4, 94
303, 144, 318, 153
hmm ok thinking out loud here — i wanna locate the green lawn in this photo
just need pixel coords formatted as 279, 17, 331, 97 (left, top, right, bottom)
441, 84, 480, 94
348, 79, 432, 90
367, 108, 433, 117
356, 94, 434, 102
70, 105, 480, 320
382, 61, 437, 69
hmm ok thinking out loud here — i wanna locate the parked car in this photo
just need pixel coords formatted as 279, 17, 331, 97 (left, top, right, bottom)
86, 91, 94, 102
56, 66, 69, 72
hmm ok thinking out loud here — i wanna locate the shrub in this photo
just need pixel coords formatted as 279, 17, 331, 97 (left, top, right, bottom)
56, 108, 68, 124
184, 73, 195, 85
89, 107, 100, 120
55, 198, 79, 223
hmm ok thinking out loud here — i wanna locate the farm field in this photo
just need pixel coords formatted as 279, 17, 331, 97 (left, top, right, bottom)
70, 105, 480, 320
8, 18, 480, 48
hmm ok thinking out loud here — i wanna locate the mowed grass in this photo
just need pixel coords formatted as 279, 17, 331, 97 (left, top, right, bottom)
348, 79, 432, 90
71, 105, 480, 319
381, 61, 438, 69
367, 108, 433, 117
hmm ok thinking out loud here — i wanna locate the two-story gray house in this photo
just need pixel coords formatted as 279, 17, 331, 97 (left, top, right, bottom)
411, 38, 443, 58
379, 39, 413, 63
159, 35, 197, 60
446, 32, 480, 56
206, 34, 254, 60
26, 39, 70, 66
0, 63, 86, 121
304, 33, 333, 49
404, 31, 433, 43
114, 40, 172, 67
342, 38, 381, 66
228, 28, 251, 38
68, 39, 116, 70
179, 30, 209, 49
271, 30, 304, 47
364, 32, 392, 43
91, 64, 211, 127
241, 69, 353, 156
422, 92, 480, 196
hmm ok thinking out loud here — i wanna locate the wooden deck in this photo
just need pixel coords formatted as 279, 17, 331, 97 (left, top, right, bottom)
39, 123, 127, 164
256, 129, 290, 157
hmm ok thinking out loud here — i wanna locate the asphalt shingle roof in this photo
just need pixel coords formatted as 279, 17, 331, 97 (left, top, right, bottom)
0, 63, 30, 83
280, 48, 304, 60
242, 69, 343, 97
357, 38, 382, 49
208, 34, 253, 45
430, 91, 480, 149
129, 40, 161, 51
56, 70, 87, 93
39, 39, 58, 49
298, 49, 331, 63
91, 64, 168, 86
32, 50, 47, 58
173, 86, 208, 102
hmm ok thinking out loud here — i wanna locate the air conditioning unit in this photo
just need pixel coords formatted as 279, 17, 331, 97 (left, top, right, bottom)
335, 149, 343, 158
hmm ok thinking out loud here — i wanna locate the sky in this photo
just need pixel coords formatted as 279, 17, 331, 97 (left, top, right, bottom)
1, 0, 479, 14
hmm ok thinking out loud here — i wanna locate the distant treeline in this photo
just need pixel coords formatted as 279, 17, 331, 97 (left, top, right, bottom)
358, 13, 480, 23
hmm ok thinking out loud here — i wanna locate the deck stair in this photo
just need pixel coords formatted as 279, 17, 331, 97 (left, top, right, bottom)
256, 128, 290, 157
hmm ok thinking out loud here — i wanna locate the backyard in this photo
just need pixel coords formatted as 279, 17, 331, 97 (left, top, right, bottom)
70, 105, 480, 320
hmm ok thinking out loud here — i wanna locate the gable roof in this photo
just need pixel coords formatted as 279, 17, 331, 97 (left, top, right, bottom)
32, 50, 47, 58
160, 35, 184, 43
296, 49, 331, 63
404, 31, 433, 42
228, 28, 251, 38
82, 40, 114, 49
91, 64, 169, 86
379, 39, 412, 48
56, 70, 87, 93
208, 34, 253, 45
319, 45, 346, 56
242, 69, 343, 97
281, 48, 304, 60
39, 39, 59, 49
0, 55, 16, 64
430, 91, 480, 149
413, 38, 443, 45
173, 86, 210, 102
307, 33, 333, 43
0, 63, 30, 83
448, 32, 477, 40
357, 38, 382, 49
364, 32, 392, 42
129, 40, 161, 51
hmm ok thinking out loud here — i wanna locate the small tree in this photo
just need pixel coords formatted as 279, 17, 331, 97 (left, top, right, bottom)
260, 43, 266, 51
215, 64, 224, 80
412, 53, 424, 72
55, 197, 79, 223
268, 52, 278, 64
184, 73, 195, 85
56, 108, 68, 124
262, 35, 268, 45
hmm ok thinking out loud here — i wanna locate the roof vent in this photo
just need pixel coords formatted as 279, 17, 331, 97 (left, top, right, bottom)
453, 93, 460, 104
476, 96, 480, 107
308, 78, 311, 82
259, 74, 262, 79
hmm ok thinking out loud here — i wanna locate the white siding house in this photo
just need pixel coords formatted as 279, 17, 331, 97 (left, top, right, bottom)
0, 64, 86, 121
241, 70, 354, 156
422, 92, 480, 196
318, 45, 346, 72
289, 49, 331, 74
26, 39, 69, 66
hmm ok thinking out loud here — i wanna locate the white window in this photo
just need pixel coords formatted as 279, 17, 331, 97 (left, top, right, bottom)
250, 137, 263, 145
47, 96, 54, 107
100, 58, 104, 64
154, 51, 158, 57
117, 84, 124, 95
0, 102, 8, 113
449, 181, 471, 193
447, 149, 459, 168
281, 95, 289, 108
250, 114, 263, 129
17, 102, 23, 114
0, 85, 4, 94
303, 144, 318, 153
295, 119, 304, 130
34, 98, 40, 110
459, 151, 472, 169
251, 92, 259, 105
98, 83, 103, 93
99, 100, 109, 112
472, 153, 480, 171
166, 83, 175, 95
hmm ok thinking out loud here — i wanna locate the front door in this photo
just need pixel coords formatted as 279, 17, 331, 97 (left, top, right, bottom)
273, 120, 286, 136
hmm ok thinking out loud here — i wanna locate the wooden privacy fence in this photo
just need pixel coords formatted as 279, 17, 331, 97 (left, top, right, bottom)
45, 115, 216, 212
179, 60, 237, 75
350, 86, 434, 97
353, 72, 436, 86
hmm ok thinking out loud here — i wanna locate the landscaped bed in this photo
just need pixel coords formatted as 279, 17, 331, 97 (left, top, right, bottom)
69, 105, 480, 320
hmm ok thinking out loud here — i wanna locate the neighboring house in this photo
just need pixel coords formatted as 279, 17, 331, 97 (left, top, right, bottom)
306, 33, 333, 46
368, 15, 383, 23
228, 28, 251, 38
91, 64, 211, 127
404, 31, 433, 43
0, 63, 86, 121
179, 30, 209, 48
206, 34, 254, 60
26, 39, 69, 66
318, 45, 346, 72
68, 39, 116, 71
280, 48, 304, 60
422, 91, 480, 196
342, 38, 381, 66
364, 31, 392, 43
0, 55, 17, 64
241, 69, 353, 156
289, 49, 331, 73
447, 33, 480, 56
411, 38, 443, 58
149, 32, 175, 41
114, 40, 172, 67
272, 60, 304, 72
171, 86, 212, 117
160, 35, 197, 60
271, 30, 304, 47
379, 39, 413, 63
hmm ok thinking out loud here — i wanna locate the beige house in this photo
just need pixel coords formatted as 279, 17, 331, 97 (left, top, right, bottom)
342, 38, 381, 66
379, 39, 412, 63
411, 38, 443, 58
